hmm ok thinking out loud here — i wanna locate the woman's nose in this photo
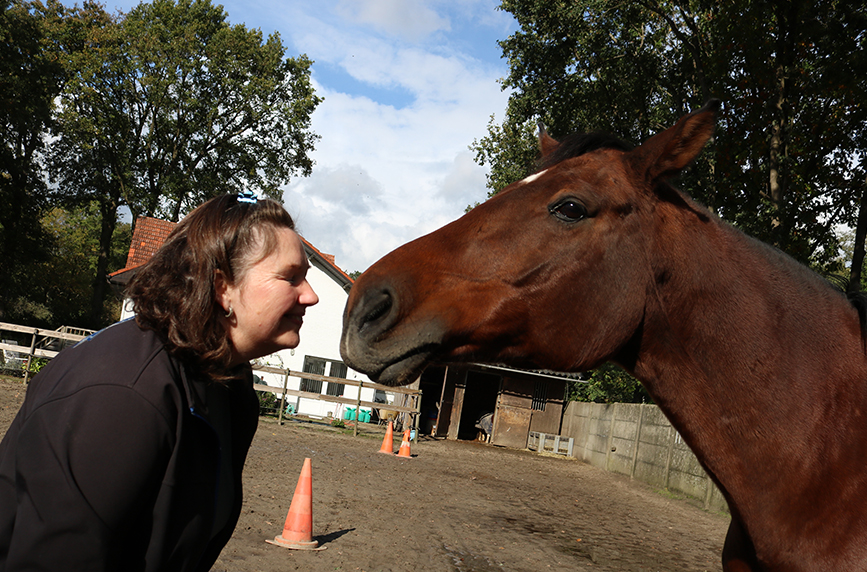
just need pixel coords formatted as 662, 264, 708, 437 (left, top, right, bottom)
301, 280, 319, 306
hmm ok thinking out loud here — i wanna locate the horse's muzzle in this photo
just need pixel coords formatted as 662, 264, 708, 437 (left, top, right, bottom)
340, 277, 444, 386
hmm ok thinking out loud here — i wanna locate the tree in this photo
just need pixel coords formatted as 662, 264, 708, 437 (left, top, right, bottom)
0, 0, 64, 322
25, 205, 131, 327
45, 0, 321, 326
568, 364, 650, 404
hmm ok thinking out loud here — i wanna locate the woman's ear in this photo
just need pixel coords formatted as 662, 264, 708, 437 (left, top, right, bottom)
214, 270, 231, 314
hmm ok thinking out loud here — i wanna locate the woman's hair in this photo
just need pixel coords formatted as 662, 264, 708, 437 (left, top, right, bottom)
127, 194, 296, 379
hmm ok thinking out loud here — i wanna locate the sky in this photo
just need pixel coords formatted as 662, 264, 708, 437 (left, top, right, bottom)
107, 0, 518, 274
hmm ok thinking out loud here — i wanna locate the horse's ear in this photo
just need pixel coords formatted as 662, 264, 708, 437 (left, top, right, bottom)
538, 122, 559, 158
630, 99, 720, 185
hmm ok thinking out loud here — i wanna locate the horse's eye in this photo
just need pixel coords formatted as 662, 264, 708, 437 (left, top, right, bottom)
550, 200, 587, 222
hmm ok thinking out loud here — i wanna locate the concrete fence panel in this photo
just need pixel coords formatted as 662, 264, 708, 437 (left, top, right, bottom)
561, 401, 729, 514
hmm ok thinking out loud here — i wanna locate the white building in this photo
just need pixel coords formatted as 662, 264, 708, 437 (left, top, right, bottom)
110, 217, 381, 420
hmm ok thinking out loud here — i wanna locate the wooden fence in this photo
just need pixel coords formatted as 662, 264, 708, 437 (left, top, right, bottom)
0, 322, 92, 382
251, 364, 422, 438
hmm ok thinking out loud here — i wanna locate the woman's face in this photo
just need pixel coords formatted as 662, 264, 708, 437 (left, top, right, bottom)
220, 227, 319, 364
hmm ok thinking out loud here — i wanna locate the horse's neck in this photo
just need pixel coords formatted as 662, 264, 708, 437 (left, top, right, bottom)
632, 215, 867, 502
640, 216, 864, 390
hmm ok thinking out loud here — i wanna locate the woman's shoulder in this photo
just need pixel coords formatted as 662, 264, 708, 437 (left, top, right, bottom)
26, 319, 184, 415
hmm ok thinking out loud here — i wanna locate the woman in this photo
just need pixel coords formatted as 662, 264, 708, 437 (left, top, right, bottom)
0, 193, 318, 571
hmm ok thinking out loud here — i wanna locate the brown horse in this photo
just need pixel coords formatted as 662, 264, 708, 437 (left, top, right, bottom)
340, 101, 867, 571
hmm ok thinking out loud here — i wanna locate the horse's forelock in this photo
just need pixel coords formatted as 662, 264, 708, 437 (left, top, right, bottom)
537, 132, 634, 171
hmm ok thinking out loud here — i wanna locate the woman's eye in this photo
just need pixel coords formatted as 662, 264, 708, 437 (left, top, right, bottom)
550, 200, 587, 222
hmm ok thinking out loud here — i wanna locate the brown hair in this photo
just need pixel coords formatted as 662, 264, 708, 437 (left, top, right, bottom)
127, 195, 296, 379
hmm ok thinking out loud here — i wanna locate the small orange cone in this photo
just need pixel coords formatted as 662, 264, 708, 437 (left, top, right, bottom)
378, 420, 395, 454
265, 458, 326, 550
396, 429, 413, 458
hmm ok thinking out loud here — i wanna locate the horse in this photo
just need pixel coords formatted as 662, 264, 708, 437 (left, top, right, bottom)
339, 100, 867, 571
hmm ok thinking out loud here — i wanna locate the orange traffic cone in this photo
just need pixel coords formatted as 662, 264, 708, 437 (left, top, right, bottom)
396, 429, 413, 458
265, 458, 326, 550
378, 421, 395, 454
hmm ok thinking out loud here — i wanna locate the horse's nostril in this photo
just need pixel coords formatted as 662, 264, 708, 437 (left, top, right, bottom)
359, 289, 393, 332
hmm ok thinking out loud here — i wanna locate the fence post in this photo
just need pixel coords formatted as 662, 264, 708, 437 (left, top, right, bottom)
23, 330, 38, 384
605, 403, 617, 471
630, 404, 645, 478
277, 369, 289, 426
353, 381, 363, 437
664, 424, 675, 489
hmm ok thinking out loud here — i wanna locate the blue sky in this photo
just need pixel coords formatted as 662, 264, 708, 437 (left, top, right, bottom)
105, 0, 518, 273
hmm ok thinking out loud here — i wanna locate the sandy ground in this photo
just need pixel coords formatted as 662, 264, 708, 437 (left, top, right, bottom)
0, 377, 729, 571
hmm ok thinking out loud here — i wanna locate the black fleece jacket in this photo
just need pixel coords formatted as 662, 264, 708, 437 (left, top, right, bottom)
0, 319, 259, 572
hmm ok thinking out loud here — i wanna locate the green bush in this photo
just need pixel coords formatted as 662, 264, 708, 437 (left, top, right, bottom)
568, 363, 651, 404
256, 390, 278, 415
29, 357, 48, 374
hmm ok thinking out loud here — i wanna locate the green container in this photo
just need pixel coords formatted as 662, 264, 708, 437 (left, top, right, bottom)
345, 407, 356, 420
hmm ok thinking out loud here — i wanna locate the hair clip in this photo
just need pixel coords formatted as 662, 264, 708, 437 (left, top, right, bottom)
237, 190, 258, 204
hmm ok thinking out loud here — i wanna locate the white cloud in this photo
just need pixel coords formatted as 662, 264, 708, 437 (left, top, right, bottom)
263, 1, 516, 272
335, 0, 450, 43
437, 151, 488, 204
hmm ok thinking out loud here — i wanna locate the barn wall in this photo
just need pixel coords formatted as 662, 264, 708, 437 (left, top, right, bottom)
491, 377, 532, 448
447, 370, 467, 441
561, 401, 729, 514
528, 379, 566, 435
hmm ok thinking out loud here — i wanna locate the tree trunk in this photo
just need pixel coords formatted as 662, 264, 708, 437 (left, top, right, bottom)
767, 83, 786, 233
849, 175, 867, 293
767, 0, 800, 248
89, 196, 118, 328
171, 196, 183, 222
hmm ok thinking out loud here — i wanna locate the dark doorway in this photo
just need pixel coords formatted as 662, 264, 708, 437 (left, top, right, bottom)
457, 371, 501, 440
419, 366, 446, 435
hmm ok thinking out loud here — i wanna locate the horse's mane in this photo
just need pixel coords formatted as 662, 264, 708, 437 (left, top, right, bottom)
537, 132, 634, 170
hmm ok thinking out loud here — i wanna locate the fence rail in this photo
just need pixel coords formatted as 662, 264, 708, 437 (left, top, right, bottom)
251, 365, 423, 438
0, 322, 92, 382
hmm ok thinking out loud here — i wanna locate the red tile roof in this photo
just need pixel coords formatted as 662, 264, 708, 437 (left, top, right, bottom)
299, 236, 353, 284
123, 217, 177, 272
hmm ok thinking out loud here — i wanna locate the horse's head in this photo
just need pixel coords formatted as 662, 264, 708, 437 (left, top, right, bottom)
341, 101, 719, 385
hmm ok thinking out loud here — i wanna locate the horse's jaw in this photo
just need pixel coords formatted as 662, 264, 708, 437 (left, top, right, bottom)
340, 329, 441, 386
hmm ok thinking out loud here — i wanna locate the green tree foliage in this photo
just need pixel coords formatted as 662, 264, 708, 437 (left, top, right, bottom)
42, 0, 321, 326
0, 0, 64, 321
473, 0, 866, 275
568, 364, 650, 404
25, 205, 130, 327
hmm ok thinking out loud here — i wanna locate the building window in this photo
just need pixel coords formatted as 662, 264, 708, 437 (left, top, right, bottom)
301, 356, 348, 396
301, 356, 326, 393
531, 382, 547, 411
326, 361, 347, 396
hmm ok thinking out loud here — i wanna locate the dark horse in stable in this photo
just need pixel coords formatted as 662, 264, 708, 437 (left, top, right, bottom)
340, 101, 867, 571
